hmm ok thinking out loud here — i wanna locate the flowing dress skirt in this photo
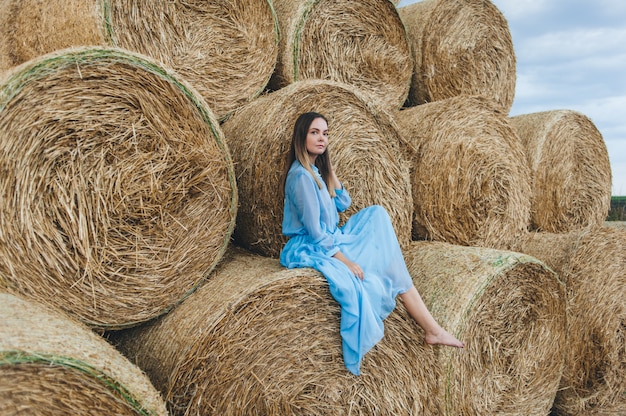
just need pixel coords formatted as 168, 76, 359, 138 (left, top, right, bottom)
280, 205, 413, 375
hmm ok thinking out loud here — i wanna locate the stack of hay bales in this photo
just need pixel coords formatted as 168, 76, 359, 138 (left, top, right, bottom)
0, 0, 622, 415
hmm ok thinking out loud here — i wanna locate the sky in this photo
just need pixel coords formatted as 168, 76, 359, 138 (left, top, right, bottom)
397, 0, 626, 196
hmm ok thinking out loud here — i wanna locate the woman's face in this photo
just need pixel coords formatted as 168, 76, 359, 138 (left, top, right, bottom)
305, 117, 329, 164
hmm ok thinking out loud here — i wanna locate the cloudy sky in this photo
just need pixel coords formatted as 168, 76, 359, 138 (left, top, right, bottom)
397, 0, 626, 195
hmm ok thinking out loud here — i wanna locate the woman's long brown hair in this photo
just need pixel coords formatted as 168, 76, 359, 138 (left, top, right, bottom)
282, 112, 336, 197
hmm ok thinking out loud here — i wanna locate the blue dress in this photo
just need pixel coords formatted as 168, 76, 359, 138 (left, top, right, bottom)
280, 161, 414, 375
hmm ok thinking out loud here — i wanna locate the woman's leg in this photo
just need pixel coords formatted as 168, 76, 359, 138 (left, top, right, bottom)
399, 286, 465, 348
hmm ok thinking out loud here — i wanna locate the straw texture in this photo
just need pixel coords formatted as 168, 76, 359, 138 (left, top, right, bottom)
0, 47, 237, 329
111, 246, 442, 416
221, 79, 413, 258
509, 110, 612, 232
0, 0, 279, 119
518, 227, 626, 415
403, 241, 566, 415
604, 221, 626, 230
394, 95, 531, 249
0, 293, 167, 416
269, 0, 412, 109
398, 0, 516, 112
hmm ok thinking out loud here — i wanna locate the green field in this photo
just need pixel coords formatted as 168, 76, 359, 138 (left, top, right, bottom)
607, 196, 626, 221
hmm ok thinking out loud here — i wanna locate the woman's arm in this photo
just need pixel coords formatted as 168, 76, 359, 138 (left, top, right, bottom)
290, 172, 338, 255
333, 250, 364, 280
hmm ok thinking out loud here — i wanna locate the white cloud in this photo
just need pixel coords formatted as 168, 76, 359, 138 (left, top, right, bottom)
519, 27, 626, 62
491, 0, 551, 20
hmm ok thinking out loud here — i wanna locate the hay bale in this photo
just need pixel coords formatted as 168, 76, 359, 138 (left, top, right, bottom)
518, 227, 626, 415
221, 79, 413, 258
510, 110, 612, 232
110, 246, 442, 415
0, 293, 167, 415
0, 47, 237, 329
393, 95, 531, 249
398, 0, 516, 112
0, 0, 279, 119
269, 0, 412, 110
403, 241, 566, 415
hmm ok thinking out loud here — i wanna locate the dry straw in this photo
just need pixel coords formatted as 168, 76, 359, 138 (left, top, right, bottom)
604, 221, 626, 230
403, 240, 567, 415
398, 0, 516, 112
0, 0, 279, 119
0, 47, 237, 329
509, 110, 612, 233
0, 293, 167, 415
221, 79, 413, 258
394, 95, 531, 250
269, 0, 413, 110
111, 246, 442, 415
518, 227, 626, 415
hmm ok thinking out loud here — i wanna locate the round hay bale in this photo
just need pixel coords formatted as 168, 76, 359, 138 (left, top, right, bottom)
221, 79, 413, 258
0, 47, 237, 329
402, 240, 566, 415
393, 95, 531, 250
509, 110, 612, 233
269, 0, 412, 110
398, 0, 516, 112
0, 293, 167, 416
110, 246, 442, 415
518, 227, 626, 415
0, 0, 279, 119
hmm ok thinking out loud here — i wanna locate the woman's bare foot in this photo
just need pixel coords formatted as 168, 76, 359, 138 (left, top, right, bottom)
425, 329, 465, 348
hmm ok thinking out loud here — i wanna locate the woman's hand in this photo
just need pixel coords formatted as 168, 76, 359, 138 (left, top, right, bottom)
327, 157, 342, 190
333, 251, 364, 280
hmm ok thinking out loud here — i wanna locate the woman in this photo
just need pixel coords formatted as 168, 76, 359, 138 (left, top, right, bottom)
280, 112, 463, 375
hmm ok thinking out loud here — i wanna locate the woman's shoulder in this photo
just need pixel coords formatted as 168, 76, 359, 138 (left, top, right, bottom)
286, 161, 315, 187
287, 161, 310, 178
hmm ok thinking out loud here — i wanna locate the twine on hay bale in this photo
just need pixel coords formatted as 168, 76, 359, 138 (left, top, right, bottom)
0, 0, 279, 119
509, 110, 612, 233
403, 241, 566, 415
0, 293, 167, 416
398, 0, 516, 112
0, 47, 237, 329
221, 79, 413, 258
110, 246, 442, 415
517, 227, 626, 415
393, 95, 531, 249
269, 0, 412, 110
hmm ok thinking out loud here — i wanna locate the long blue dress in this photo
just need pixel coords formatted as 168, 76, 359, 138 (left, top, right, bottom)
280, 160, 414, 375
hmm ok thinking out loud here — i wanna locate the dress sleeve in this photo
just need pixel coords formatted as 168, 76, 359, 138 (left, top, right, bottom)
334, 186, 351, 212
290, 172, 340, 257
